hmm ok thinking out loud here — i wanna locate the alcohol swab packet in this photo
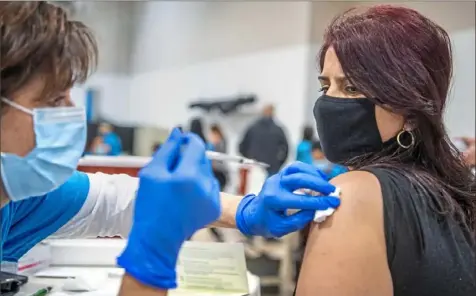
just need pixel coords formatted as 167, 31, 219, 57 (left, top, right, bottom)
313, 187, 341, 223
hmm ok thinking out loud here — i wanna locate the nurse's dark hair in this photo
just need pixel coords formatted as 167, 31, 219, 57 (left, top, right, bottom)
319, 5, 475, 236
0, 1, 97, 100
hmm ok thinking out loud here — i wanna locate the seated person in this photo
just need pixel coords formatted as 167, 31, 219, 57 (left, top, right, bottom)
311, 140, 347, 180
296, 126, 315, 164
207, 124, 229, 191
295, 5, 475, 296
88, 136, 110, 155
97, 123, 122, 156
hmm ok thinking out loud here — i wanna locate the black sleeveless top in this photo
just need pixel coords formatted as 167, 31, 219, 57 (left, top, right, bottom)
295, 167, 476, 295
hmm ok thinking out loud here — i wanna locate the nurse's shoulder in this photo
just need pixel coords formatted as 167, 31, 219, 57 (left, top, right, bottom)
1, 171, 91, 262
13, 171, 90, 220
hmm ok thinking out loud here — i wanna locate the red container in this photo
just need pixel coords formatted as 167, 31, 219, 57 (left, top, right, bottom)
78, 155, 252, 194
77, 156, 151, 177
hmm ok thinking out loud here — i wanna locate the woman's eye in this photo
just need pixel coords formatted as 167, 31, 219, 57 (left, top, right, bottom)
345, 85, 359, 94
319, 86, 329, 93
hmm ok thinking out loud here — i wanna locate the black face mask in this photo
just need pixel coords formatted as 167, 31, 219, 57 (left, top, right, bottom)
313, 95, 388, 164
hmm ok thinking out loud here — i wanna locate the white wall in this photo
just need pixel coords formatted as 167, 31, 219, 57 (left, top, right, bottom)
129, 1, 312, 73
128, 45, 310, 156
71, 74, 131, 124
74, 1, 133, 74
445, 28, 475, 137
122, 1, 317, 193
71, 1, 134, 124
128, 1, 314, 156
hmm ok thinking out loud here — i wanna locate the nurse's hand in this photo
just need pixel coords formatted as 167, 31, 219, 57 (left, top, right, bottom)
117, 128, 220, 290
235, 162, 340, 238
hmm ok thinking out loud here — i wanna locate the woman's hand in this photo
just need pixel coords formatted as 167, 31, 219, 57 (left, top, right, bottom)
235, 162, 341, 238
117, 128, 221, 290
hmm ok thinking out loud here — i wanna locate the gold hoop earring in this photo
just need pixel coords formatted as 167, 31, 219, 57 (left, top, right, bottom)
396, 129, 415, 149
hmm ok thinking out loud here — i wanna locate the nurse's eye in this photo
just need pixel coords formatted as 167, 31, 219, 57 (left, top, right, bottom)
48, 96, 67, 107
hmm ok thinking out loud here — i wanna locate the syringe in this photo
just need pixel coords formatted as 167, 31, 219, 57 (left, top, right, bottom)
205, 150, 269, 168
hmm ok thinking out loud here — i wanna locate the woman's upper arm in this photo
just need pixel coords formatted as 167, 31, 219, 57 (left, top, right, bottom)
296, 171, 393, 296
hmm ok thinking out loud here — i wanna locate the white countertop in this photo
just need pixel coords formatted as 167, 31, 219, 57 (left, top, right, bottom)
18, 239, 260, 296
21, 268, 260, 296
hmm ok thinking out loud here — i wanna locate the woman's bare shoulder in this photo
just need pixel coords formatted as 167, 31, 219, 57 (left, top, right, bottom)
329, 170, 384, 212
295, 170, 392, 296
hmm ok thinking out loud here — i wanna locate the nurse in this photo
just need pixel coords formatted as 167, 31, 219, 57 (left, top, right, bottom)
0, 2, 340, 292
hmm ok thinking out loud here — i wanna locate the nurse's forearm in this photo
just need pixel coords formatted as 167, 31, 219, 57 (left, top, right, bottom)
210, 192, 243, 228
119, 274, 167, 296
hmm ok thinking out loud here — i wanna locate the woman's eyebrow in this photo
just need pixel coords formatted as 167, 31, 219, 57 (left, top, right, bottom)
318, 75, 329, 81
318, 75, 348, 83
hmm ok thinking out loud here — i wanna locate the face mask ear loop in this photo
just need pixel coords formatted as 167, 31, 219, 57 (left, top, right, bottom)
1, 97, 34, 115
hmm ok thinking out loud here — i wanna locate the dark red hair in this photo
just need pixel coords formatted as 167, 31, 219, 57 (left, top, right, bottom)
319, 5, 475, 235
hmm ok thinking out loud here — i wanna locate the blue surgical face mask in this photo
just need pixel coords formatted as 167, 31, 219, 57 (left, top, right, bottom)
0, 98, 87, 201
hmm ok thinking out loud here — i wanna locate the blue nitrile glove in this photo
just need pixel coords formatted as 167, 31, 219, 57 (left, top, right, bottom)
236, 161, 340, 238
117, 128, 221, 289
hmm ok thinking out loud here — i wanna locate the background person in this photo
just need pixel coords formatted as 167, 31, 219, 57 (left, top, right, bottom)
97, 122, 122, 156
311, 141, 347, 180
208, 123, 229, 190
296, 126, 315, 165
239, 104, 289, 175
89, 135, 110, 155
189, 117, 207, 143
206, 123, 229, 242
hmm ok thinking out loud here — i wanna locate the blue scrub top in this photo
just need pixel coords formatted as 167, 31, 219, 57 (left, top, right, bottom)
0, 171, 89, 263
296, 141, 313, 165
103, 132, 122, 156
326, 164, 348, 179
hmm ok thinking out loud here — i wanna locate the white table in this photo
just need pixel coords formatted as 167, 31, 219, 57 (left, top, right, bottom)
17, 239, 260, 296
19, 267, 122, 296
20, 268, 260, 296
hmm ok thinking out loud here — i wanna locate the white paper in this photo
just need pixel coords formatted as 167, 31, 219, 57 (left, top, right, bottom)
173, 241, 249, 295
